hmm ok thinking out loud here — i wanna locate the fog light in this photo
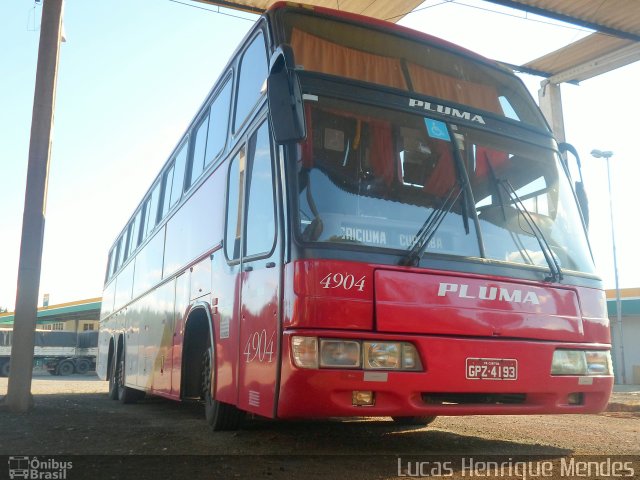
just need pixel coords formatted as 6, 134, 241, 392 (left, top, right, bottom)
291, 336, 318, 369
352, 390, 375, 406
567, 392, 584, 405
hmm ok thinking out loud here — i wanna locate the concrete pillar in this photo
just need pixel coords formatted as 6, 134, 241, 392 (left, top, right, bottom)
4, 0, 64, 412
538, 80, 566, 144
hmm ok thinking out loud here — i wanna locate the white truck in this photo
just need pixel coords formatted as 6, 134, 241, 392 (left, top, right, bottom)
0, 329, 98, 376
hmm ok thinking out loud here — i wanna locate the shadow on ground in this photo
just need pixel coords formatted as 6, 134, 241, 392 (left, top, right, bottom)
0, 392, 570, 457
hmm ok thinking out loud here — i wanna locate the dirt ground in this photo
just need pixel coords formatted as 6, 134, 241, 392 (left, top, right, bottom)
0, 375, 639, 480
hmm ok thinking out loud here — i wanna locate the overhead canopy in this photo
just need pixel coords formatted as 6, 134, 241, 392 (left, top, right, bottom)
195, 0, 424, 21
197, 0, 640, 84
484, 1, 640, 83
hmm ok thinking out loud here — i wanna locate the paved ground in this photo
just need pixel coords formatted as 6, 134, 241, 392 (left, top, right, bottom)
0, 375, 638, 479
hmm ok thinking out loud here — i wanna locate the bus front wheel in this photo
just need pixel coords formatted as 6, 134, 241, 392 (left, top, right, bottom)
201, 347, 245, 431
391, 416, 437, 427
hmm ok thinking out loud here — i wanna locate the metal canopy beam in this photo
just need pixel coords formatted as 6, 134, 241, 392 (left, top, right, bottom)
482, 0, 640, 43
547, 42, 640, 84
523, 33, 640, 83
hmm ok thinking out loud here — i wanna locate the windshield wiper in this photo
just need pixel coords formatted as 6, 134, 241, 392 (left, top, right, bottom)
399, 183, 462, 267
498, 179, 563, 282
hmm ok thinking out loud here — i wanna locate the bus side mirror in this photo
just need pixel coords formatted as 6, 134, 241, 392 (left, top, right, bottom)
267, 45, 306, 144
559, 142, 589, 229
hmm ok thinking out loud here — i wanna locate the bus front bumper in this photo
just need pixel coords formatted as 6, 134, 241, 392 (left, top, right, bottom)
276, 330, 613, 419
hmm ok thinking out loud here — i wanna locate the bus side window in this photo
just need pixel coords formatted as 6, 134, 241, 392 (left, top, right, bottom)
170, 140, 188, 208
245, 122, 275, 257
234, 31, 267, 133
225, 148, 246, 262
140, 198, 150, 244
160, 161, 175, 220
113, 236, 123, 273
105, 248, 116, 282
128, 208, 142, 257
188, 114, 210, 189
122, 222, 133, 264
144, 182, 161, 236
205, 78, 232, 167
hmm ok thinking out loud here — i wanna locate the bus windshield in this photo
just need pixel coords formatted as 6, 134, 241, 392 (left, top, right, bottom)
295, 96, 595, 275
277, 10, 547, 130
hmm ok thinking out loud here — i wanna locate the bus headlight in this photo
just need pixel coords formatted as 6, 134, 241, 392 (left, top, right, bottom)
363, 342, 422, 370
401, 343, 423, 370
585, 351, 612, 375
292, 336, 318, 369
320, 339, 361, 368
364, 341, 401, 369
551, 350, 612, 376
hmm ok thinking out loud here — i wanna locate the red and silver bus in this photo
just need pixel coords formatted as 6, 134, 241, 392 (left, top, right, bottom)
97, 2, 613, 430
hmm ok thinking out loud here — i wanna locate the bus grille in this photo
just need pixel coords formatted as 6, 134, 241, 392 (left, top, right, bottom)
422, 393, 526, 405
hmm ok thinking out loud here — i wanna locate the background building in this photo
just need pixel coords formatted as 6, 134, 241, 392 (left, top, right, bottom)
0, 298, 101, 334
607, 288, 640, 385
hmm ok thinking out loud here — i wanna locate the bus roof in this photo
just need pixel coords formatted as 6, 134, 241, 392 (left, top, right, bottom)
267, 2, 503, 72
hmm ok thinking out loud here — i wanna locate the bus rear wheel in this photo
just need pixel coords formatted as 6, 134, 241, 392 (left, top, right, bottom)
116, 351, 144, 404
108, 351, 119, 400
109, 351, 145, 403
391, 416, 437, 427
201, 347, 245, 431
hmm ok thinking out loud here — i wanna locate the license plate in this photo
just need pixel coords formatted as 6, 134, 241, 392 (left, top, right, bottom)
466, 358, 518, 380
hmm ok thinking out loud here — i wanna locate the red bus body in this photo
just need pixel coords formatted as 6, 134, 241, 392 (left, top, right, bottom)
97, 2, 613, 428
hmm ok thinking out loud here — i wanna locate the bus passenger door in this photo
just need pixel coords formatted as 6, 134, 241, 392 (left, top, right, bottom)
234, 121, 281, 418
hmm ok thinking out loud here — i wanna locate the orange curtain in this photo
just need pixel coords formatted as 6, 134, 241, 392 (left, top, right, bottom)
301, 105, 395, 186
369, 120, 395, 186
475, 147, 509, 178
290, 29, 407, 90
407, 62, 502, 114
424, 143, 456, 197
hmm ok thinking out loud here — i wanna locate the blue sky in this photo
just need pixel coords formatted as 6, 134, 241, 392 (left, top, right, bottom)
0, 0, 638, 310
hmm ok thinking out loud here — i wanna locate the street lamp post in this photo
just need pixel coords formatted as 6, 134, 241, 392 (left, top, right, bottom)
591, 149, 626, 385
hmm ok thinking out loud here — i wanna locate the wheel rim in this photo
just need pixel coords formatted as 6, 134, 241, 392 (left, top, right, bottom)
201, 349, 212, 403
116, 356, 125, 396
77, 361, 89, 373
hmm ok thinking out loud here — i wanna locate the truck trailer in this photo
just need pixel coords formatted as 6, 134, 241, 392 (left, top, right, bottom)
0, 329, 98, 377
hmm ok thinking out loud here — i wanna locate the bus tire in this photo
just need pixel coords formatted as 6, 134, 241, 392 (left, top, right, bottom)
116, 353, 145, 404
201, 347, 245, 431
76, 358, 91, 375
391, 416, 437, 427
0, 360, 10, 377
108, 350, 119, 400
56, 360, 75, 376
